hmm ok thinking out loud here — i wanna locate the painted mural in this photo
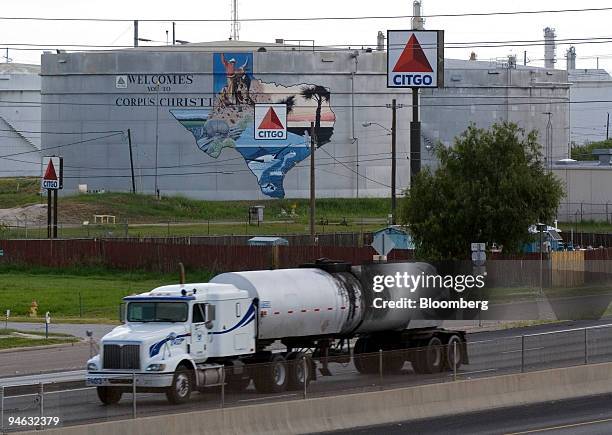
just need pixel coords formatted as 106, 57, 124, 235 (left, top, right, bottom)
171, 52, 336, 198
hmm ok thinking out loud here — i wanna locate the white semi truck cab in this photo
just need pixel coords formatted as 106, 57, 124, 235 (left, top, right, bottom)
87, 261, 468, 404
87, 283, 256, 404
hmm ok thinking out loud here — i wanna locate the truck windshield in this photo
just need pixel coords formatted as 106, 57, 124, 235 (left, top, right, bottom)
127, 302, 188, 323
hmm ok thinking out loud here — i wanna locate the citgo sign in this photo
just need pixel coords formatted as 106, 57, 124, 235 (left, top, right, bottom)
254, 104, 287, 140
387, 30, 444, 88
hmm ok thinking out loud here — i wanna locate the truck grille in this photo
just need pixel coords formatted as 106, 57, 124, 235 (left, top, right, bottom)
102, 344, 141, 370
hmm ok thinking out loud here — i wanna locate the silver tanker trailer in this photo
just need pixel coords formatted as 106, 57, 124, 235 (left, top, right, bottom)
86, 260, 468, 404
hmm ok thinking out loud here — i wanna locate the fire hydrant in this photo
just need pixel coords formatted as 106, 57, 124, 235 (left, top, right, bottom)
29, 300, 38, 317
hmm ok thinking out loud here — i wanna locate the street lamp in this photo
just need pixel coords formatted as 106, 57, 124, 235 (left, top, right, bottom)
362, 122, 391, 134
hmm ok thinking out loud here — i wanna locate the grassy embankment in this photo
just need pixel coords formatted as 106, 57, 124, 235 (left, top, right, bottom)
0, 177, 388, 237
2, 177, 611, 237
0, 328, 79, 350
0, 264, 214, 324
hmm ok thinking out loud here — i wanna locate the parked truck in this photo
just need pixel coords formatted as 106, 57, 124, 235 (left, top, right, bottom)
86, 260, 468, 404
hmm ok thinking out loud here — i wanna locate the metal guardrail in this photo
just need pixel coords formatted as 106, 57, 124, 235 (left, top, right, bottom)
2, 323, 612, 433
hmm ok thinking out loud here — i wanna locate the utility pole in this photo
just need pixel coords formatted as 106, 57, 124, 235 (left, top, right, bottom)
410, 89, 421, 181
47, 189, 52, 239
133, 20, 139, 47
309, 122, 316, 243
172, 22, 176, 45
154, 82, 160, 198
391, 99, 397, 225
53, 189, 58, 238
607, 113, 610, 141
127, 129, 136, 194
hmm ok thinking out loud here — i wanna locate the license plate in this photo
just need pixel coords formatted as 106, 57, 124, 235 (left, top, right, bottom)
86, 377, 110, 386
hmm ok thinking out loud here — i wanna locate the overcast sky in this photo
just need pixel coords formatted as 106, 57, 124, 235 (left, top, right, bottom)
1, 0, 611, 72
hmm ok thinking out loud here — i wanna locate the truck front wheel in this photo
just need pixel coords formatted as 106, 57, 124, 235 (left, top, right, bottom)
96, 386, 122, 405
166, 366, 193, 404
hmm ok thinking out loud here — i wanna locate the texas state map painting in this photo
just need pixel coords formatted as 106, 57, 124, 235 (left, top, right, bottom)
171, 53, 336, 198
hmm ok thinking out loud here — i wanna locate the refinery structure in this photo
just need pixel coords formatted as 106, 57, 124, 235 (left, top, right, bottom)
0, 1, 607, 214
39, 37, 569, 200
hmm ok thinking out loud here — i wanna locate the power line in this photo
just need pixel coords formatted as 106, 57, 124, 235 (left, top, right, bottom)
0, 127, 124, 134
59, 156, 402, 180
0, 132, 123, 159
317, 146, 391, 188
0, 98, 598, 109
5, 35, 612, 48
0, 6, 611, 23
5, 36, 612, 52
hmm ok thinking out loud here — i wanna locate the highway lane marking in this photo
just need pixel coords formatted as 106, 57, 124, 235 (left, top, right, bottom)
501, 347, 544, 354
238, 393, 297, 403
505, 417, 612, 434
5, 387, 96, 399
452, 368, 497, 376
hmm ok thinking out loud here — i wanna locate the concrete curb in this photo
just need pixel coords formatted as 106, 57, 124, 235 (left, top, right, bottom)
20, 361, 612, 435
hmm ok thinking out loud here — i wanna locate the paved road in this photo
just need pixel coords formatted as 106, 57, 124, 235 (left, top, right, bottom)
3, 319, 612, 431
0, 343, 91, 377
327, 393, 612, 434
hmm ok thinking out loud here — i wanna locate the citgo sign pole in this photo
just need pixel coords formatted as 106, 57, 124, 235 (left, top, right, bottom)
387, 30, 444, 181
41, 156, 63, 239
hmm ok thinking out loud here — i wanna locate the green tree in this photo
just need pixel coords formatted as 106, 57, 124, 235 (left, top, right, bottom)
570, 139, 612, 161
400, 122, 564, 260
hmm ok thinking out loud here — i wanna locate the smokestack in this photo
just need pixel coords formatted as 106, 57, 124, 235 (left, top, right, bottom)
133, 20, 138, 47
377, 31, 385, 51
412, 1, 425, 30
544, 27, 556, 69
566, 46, 576, 70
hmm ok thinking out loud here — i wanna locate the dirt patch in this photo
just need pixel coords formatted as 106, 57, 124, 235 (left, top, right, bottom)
0, 204, 47, 226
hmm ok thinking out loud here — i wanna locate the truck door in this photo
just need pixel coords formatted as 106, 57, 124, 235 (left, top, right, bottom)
191, 303, 208, 358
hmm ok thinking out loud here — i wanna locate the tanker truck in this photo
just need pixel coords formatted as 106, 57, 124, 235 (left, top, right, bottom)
86, 260, 468, 404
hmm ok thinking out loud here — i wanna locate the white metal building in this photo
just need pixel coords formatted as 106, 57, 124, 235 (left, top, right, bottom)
0, 63, 41, 177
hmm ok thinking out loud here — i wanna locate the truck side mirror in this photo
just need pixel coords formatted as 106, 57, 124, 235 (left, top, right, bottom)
119, 303, 126, 323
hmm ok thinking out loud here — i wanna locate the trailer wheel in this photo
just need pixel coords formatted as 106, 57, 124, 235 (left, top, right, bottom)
253, 354, 289, 393
286, 352, 313, 390
412, 337, 444, 374
96, 386, 122, 405
166, 366, 193, 404
353, 338, 378, 374
445, 335, 463, 371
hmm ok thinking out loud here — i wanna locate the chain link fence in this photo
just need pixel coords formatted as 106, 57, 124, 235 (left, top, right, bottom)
2, 323, 612, 432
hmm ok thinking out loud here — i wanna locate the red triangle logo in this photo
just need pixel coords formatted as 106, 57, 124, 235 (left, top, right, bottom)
392, 34, 433, 73
44, 160, 58, 180
258, 107, 284, 130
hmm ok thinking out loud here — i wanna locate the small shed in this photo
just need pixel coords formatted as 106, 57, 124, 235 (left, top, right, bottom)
247, 236, 289, 246
371, 226, 414, 256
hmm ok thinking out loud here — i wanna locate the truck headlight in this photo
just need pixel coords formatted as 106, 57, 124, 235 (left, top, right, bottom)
87, 362, 98, 371
146, 364, 166, 372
